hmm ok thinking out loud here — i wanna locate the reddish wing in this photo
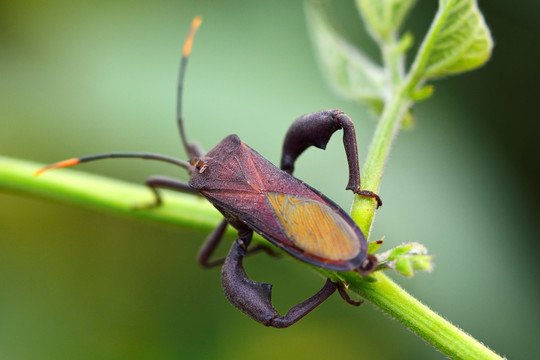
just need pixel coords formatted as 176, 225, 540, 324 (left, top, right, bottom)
189, 135, 367, 271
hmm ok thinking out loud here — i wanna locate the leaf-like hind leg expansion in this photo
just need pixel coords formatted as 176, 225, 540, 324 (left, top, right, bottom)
269, 279, 338, 328
280, 109, 382, 207
280, 110, 360, 190
221, 238, 338, 328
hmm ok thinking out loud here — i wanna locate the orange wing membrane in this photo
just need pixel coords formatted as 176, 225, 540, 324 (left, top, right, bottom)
265, 192, 360, 262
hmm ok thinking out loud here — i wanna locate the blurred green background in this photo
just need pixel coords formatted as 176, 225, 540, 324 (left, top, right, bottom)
1, 1, 539, 359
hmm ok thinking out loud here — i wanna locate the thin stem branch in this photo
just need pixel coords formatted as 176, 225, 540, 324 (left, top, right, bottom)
351, 91, 410, 236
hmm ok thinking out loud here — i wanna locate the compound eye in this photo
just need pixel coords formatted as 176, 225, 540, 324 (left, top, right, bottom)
195, 160, 207, 173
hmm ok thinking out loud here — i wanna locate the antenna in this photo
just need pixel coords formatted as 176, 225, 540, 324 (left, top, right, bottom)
177, 16, 203, 160
34, 153, 191, 176
35, 17, 204, 177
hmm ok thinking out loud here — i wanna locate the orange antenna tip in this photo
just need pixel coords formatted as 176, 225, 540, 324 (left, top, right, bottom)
34, 158, 80, 177
192, 16, 203, 29
182, 16, 203, 57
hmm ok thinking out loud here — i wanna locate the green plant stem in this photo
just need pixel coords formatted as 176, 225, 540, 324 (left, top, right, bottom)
340, 272, 501, 360
351, 91, 410, 236
381, 34, 404, 89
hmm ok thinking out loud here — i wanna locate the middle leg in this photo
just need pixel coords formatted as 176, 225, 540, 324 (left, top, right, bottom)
139, 175, 199, 209
199, 220, 281, 269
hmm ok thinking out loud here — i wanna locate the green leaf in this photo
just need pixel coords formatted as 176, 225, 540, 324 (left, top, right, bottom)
368, 238, 384, 254
304, 0, 385, 104
397, 31, 414, 53
409, 0, 493, 84
355, 0, 418, 41
395, 256, 414, 276
375, 242, 433, 277
389, 243, 413, 260
411, 85, 435, 101
401, 109, 415, 130
412, 255, 434, 271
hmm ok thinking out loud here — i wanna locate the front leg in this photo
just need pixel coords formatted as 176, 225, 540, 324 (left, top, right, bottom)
221, 235, 338, 328
139, 175, 199, 209
280, 109, 381, 207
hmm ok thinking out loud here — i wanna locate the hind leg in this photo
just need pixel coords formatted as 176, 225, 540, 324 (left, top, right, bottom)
280, 109, 381, 207
221, 233, 339, 328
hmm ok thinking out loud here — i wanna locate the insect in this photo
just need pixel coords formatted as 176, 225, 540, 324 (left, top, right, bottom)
36, 17, 382, 328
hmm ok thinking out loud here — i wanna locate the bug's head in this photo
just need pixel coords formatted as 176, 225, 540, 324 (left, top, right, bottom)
190, 158, 208, 174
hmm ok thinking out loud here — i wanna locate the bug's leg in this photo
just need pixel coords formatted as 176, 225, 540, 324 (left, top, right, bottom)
199, 220, 280, 269
280, 110, 358, 184
337, 285, 363, 306
280, 109, 382, 207
136, 175, 199, 209
268, 279, 338, 328
221, 234, 337, 328
198, 219, 229, 268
